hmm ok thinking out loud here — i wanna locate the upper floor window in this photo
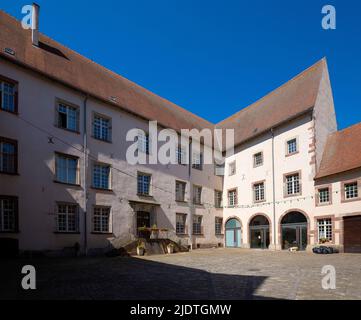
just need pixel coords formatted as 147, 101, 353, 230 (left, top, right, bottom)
93, 114, 112, 142
317, 187, 331, 205
228, 189, 237, 207
317, 218, 333, 242
176, 213, 186, 234
215, 217, 223, 235
0, 196, 18, 233
344, 182, 359, 200
138, 131, 150, 155
253, 152, 263, 167
138, 173, 151, 196
55, 153, 79, 185
193, 185, 202, 205
215, 164, 225, 176
285, 172, 301, 196
93, 163, 111, 190
192, 215, 203, 235
214, 190, 223, 208
93, 206, 111, 233
0, 137, 18, 174
56, 203, 79, 233
0, 77, 17, 113
176, 145, 187, 165
175, 180, 186, 202
56, 101, 79, 132
286, 138, 298, 156
192, 152, 203, 170
253, 182, 265, 202
228, 161, 236, 176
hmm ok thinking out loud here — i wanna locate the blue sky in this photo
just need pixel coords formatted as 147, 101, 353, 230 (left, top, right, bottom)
2, 0, 361, 129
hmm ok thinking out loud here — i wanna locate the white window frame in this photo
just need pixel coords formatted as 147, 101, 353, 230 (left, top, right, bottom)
1, 81, 16, 113
215, 190, 223, 208
253, 152, 263, 167
215, 217, 223, 235
93, 163, 111, 190
176, 213, 186, 234
138, 173, 152, 196
138, 130, 150, 155
193, 185, 202, 205
228, 189, 237, 207
175, 180, 186, 202
286, 137, 298, 156
254, 182, 265, 202
345, 182, 358, 200
93, 206, 111, 233
192, 152, 203, 170
228, 161, 236, 176
317, 218, 333, 242
56, 203, 79, 233
55, 153, 79, 185
56, 100, 79, 132
192, 215, 202, 235
285, 173, 301, 196
0, 197, 17, 232
93, 113, 112, 142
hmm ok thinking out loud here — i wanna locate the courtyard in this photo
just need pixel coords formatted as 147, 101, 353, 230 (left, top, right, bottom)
1, 248, 361, 300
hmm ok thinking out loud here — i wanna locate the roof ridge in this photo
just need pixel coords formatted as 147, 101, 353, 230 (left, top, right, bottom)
216, 58, 326, 126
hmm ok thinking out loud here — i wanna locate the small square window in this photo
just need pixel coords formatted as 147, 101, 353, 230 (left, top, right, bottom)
93, 114, 112, 142
253, 152, 263, 167
345, 182, 358, 200
318, 188, 330, 204
287, 138, 298, 155
56, 102, 79, 132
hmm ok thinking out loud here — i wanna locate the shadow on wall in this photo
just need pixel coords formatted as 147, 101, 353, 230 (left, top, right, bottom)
0, 256, 279, 300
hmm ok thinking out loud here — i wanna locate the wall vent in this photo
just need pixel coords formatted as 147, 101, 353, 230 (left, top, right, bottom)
4, 48, 15, 56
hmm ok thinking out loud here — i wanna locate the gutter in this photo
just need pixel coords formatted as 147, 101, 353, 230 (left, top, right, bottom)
270, 128, 277, 249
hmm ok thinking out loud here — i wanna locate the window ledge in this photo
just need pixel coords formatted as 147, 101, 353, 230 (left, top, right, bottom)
0, 109, 18, 116
91, 232, 113, 235
341, 197, 361, 203
54, 232, 80, 235
54, 180, 81, 187
284, 193, 302, 198
91, 187, 113, 193
176, 200, 188, 203
92, 136, 112, 144
55, 126, 80, 135
286, 151, 299, 157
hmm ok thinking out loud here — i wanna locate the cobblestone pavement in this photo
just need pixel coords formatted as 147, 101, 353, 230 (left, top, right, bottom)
1, 248, 361, 300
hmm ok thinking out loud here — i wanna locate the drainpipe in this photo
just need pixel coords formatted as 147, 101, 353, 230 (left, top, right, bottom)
189, 138, 193, 251
83, 95, 89, 256
271, 128, 277, 250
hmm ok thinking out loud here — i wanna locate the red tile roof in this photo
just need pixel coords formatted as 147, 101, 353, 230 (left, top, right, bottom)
315, 122, 361, 179
0, 10, 213, 132
215, 59, 326, 147
0, 10, 327, 147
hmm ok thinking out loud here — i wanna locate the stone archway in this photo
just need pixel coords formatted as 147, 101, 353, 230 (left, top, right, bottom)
225, 217, 242, 248
279, 210, 309, 250
248, 214, 271, 249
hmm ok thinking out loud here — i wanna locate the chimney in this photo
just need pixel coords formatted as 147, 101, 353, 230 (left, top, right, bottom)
31, 3, 40, 46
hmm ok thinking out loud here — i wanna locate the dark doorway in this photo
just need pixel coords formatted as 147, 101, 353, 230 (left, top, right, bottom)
250, 215, 270, 249
137, 211, 150, 236
281, 211, 308, 250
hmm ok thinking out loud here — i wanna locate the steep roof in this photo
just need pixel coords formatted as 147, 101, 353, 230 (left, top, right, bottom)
315, 122, 361, 179
216, 59, 326, 147
0, 10, 327, 145
0, 10, 213, 132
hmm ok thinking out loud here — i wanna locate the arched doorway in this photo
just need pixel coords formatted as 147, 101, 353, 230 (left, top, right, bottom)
249, 215, 270, 249
281, 211, 308, 250
225, 218, 242, 248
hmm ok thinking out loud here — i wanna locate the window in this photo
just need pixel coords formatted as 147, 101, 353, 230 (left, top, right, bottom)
176, 213, 186, 234
192, 152, 203, 170
253, 152, 263, 167
228, 161, 236, 176
138, 131, 150, 154
214, 190, 223, 208
193, 185, 202, 205
318, 218, 332, 242
286, 138, 298, 155
193, 216, 202, 235
93, 163, 111, 190
176, 145, 187, 165
0, 196, 18, 232
138, 173, 151, 196
345, 182, 358, 200
56, 101, 79, 132
175, 181, 186, 202
254, 182, 265, 202
215, 164, 225, 176
228, 189, 237, 207
0, 78, 17, 113
93, 206, 111, 233
55, 153, 79, 185
285, 172, 301, 196
0, 137, 17, 174
318, 187, 330, 204
215, 217, 223, 235
56, 203, 78, 233
93, 114, 111, 142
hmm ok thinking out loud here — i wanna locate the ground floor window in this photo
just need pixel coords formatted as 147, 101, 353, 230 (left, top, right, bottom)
317, 218, 332, 242
193, 215, 202, 235
56, 203, 79, 233
215, 217, 223, 235
176, 213, 186, 234
0, 196, 18, 232
93, 206, 111, 233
